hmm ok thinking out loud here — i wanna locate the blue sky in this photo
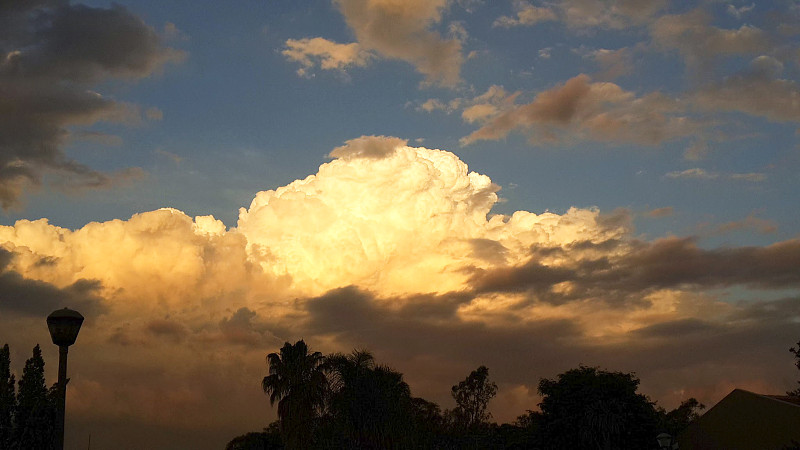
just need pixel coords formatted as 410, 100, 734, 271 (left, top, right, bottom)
5, 0, 797, 244
1, 1, 799, 448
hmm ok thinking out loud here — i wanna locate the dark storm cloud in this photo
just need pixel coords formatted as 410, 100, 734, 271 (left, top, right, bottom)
0, 248, 105, 317
471, 237, 800, 304
0, 0, 182, 208
303, 286, 585, 386
299, 286, 800, 416
146, 318, 188, 342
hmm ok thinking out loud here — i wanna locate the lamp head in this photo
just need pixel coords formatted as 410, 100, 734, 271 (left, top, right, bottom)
47, 308, 84, 347
656, 433, 673, 449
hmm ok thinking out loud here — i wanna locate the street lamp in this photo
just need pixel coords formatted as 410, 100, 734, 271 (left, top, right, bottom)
47, 308, 84, 450
656, 432, 677, 449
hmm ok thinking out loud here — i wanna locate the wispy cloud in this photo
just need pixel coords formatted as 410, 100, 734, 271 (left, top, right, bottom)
282, 37, 373, 78
665, 168, 766, 182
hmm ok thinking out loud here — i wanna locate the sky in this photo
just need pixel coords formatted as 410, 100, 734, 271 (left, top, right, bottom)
0, 0, 799, 448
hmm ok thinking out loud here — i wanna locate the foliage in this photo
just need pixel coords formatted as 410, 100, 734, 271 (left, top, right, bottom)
658, 397, 705, 437
537, 365, 659, 450
225, 420, 283, 450
789, 340, 800, 397
450, 365, 497, 430
0, 344, 15, 449
15, 344, 56, 450
323, 350, 415, 448
250, 342, 708, 449
261, 340, 327, 450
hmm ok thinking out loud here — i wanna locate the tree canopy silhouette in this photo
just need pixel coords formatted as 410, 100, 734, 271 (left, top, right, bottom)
261, 340, 327, 450
324, 350, 415, 448
789, 340, 800, 397
239, 340, 706, 450
450, 365, 497, 430
0, 344, 15, 448
537, 365, 659, 450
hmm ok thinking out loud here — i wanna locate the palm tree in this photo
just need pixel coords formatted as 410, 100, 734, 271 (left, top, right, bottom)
262, 340, 327, 450
326, 350, 413, 448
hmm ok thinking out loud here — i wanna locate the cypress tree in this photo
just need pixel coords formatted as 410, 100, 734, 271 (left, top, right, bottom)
0, 344, 15, 448
15, 345, 54, 449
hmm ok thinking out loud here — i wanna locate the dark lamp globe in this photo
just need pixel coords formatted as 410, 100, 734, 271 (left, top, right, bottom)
47, 308, 84, 347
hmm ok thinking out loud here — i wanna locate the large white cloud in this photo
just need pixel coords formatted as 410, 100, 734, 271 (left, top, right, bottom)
1, 137, 798, 447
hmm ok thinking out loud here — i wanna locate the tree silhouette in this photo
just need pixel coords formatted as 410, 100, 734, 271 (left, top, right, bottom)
325, 350, 414, 448
450, 365, 497, 430
262, 340, 327, 450
15, 345, 55, 450
0, 344, 15, 449
538, 366, 658, 450
789, 340, 800, 397
659, 397, 704, 437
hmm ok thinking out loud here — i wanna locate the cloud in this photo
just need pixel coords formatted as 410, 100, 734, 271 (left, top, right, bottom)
494, 1, 557, 28
418, 98, 462, 114
645, 206, 673, 218
557, 0, 667, 29
333, 0, 463, 87
1, 138, 797, 443
329, 135, 408, 160
0, 248, 106, 317
727, 3, 755, 19
0, 1, 183, 208
665, 168, 718, 180
589, 47, 634, 80
492, 0, 666, 30
692, 56, 800, 123
282, 37, 373, 78
665, 168, 766, 182
461, 74, 697, 146
650, 9, 770, 69
711, 214, 778, 236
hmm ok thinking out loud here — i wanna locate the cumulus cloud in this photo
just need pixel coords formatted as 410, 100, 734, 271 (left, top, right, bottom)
282, 37, 373, 78
461, 74, 697, 146
0, 1, 183, 208
0, 248, 105, 317
333, 0, 463, 87
1, 138, 797, 444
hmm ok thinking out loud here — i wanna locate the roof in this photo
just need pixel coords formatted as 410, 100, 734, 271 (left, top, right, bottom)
678, 389, 800, 450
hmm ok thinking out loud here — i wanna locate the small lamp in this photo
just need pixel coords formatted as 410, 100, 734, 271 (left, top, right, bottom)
656, 432, 674, 450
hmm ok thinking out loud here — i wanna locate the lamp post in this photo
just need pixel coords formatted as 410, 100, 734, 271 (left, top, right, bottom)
47, 308, 84, 450
656, 432, 677, 449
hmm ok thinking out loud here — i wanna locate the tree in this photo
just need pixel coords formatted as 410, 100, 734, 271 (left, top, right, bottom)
537, 366, 659, 450
659, 397, 704, 437
325, 350, 415, 449
262, 340, 327, 450
225, 420, 283, 450
0, 344, 15, 449
15, 345, 55, 450
789, 340, 800, 397
450, 365, 497, 430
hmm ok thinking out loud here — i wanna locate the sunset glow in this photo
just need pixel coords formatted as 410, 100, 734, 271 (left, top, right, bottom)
1, 1, 799, 448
